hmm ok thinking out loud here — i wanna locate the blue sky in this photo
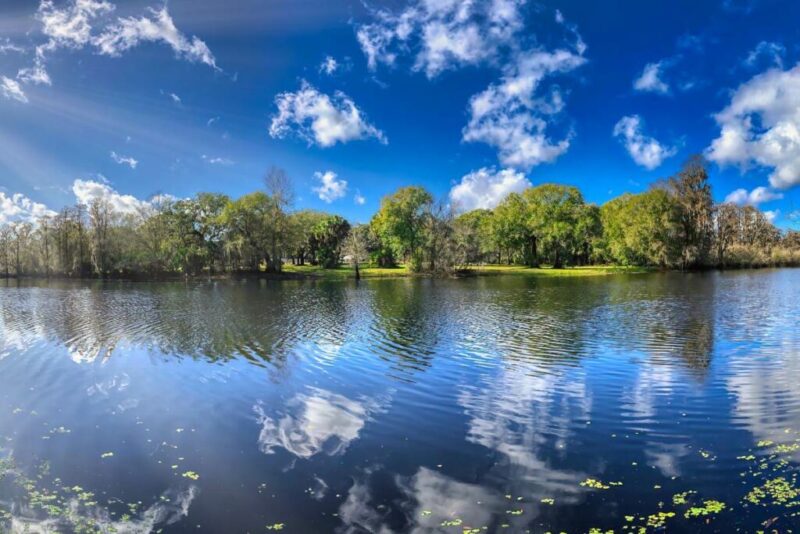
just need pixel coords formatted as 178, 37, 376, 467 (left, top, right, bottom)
2, 0, 800, 226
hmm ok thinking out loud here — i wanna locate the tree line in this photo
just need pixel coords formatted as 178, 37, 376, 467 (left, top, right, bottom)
2, 157, 799, 279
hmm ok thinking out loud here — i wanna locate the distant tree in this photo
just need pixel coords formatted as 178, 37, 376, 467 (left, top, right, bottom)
370, 186, 433, 270
309, 215, 350, 268
264, 166, 294, 272
668, 155, 714, 269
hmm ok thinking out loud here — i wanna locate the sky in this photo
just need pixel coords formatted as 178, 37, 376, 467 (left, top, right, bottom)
2, 0, 800, 227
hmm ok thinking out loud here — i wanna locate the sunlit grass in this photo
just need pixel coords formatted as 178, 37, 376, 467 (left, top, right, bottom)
282, 263, 652, 279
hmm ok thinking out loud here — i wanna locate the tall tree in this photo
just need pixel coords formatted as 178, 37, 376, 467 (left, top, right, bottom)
668, 155, 714, 269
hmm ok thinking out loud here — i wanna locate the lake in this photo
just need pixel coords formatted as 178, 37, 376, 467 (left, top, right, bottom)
1, 270, 799, 533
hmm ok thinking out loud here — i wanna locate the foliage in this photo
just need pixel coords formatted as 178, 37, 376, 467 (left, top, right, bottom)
1, 157, 799, 279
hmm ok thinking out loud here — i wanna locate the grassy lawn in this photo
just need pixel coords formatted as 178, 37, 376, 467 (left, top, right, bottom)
283, 263, 651, 279
283, 264, 411, 279
470, 264, 654, 277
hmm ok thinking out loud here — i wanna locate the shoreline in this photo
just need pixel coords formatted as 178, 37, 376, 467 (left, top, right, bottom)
0, 264, 752, 283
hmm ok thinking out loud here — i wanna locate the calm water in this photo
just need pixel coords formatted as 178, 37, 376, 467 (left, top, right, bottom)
1, 270, 800, 533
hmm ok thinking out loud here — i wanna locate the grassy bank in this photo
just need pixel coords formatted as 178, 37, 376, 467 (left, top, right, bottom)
282, 263, 653, 280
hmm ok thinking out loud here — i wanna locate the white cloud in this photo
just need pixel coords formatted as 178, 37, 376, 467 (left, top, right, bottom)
764, 209, 780, 223
72, 178, 149, 214
0, 192, 55, 224
313, 171, 348, 203
724, 186, 783, 206
745, 41, 785, 69
201, 154, 234, 165
356, 0, 526, 78
110, 150, 138, 169
706, 63, 800, 189
38, 0, 114, 50
612, 115, 676, 170
93, 7, 217, 69
462, 48, 586, 170
270, 81, 386, 147
354, 190, 366, 205
168, 92, 181, 104
1, 76, 28, 103
320, 56, 338, 75
0, 39, 25, 54
633, 61, 669, 94
449, 167, 530, 211
14, 1, 217, 90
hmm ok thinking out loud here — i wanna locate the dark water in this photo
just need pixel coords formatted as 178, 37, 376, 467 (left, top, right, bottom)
1, 270, 800, 533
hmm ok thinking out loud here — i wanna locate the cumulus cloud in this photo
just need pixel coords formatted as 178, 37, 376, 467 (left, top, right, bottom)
356, 0, 526, 78
354, 191, 366, 205
462, 48, 586, 170
0, 192, 56, 224
93, 6, 218, 69
313, 171, 348, 203
270, 81, 386, 147
449, 167, 530, 211
764, 209, 780, 222
110, 150, 137, 169
706, 63, 800, 189
633, 61, 669, 94
1, 76, 28, 103
724, 186, 783, 206
72, 178, 149, 214
613, 115, 676, 170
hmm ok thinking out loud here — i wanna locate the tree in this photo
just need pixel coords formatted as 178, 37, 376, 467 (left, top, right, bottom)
600, 189, 681, 267
714, 203, 740, 268
523, 184, 588, 268
668, 155, 714, 269
370, 186, 433, 271
264, 166, 294, 273
220, 192, 276, 272
309, 215, 350, 268
454, 209, 494, 267
343, 224, 370, 279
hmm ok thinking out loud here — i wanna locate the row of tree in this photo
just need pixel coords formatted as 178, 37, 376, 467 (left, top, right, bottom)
1, 157, 799, 278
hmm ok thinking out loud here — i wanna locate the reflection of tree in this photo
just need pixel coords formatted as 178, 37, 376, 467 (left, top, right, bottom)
0, 280, 359, 368
594, 273, 716, 375
367, 279, 449, 376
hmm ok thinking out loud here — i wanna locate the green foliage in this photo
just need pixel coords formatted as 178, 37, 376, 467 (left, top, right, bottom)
370, 186, 433, 269
600, 189, 681, 267
309, 215, 350, 268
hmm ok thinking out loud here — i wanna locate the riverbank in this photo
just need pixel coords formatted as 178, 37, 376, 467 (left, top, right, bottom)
0, 264, 653, 282
282, 264, 654, 280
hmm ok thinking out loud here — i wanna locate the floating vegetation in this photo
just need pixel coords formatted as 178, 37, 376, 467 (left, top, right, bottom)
745, 476, 800, 506
672, 490, 697, 505
440, 518, 463, 527
0, 456, 197, 533
684, 500, 726, 519
100, 452, 114, 459
580, 478, 611, 490
541, 498, 555, 505
182, 470, 200, 481
266, 523, 285, 530
646, 511, 675, 527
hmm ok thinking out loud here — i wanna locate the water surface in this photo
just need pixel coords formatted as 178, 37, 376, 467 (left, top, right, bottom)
1, 270, 800, 532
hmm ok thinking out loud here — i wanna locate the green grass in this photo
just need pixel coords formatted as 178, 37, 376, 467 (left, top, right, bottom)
283, 264, 411, 279
469, 264, 654, 277
283, 263, 651, 280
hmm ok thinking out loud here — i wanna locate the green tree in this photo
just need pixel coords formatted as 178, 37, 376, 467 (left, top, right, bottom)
309, 215, 350, 268
370, 186, 433, 270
